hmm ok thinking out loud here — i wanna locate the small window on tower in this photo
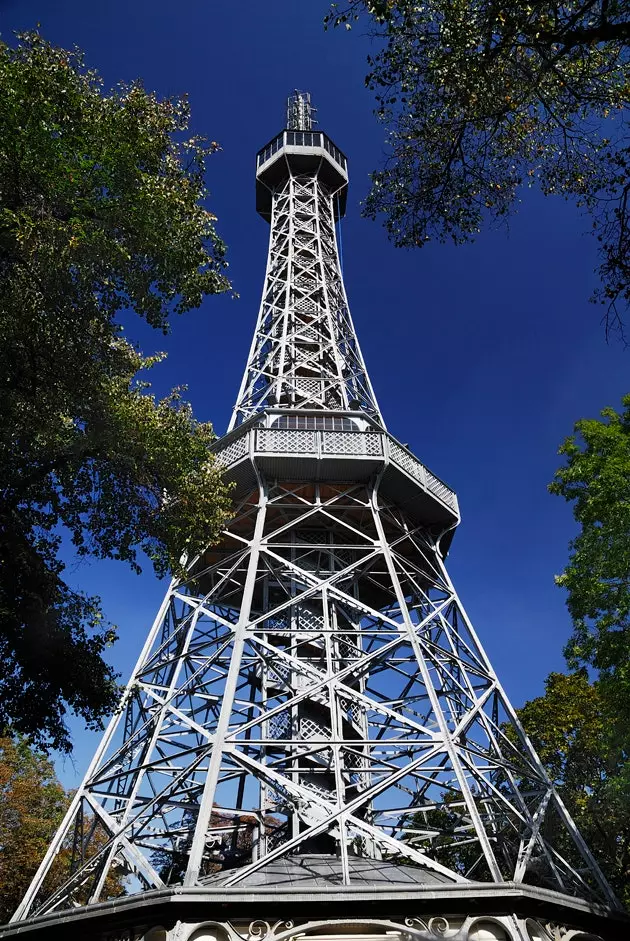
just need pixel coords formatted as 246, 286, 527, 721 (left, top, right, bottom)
271, 415, 359, 432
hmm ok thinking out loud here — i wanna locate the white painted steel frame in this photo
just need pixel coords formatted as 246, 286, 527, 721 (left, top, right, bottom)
12, 477, 618, 919
229, 171, 382, 430
11, 103, 620, 925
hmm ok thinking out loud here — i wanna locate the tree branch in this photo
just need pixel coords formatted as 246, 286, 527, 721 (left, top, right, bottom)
541, 20, 630, 50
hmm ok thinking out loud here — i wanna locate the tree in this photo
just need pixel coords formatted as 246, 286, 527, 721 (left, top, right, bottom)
0, 736, 126, 920
517, 672, 630, 906
0, 32, 233, 753
549, 394, 630, 722
531, 397, 630, 904
0, 736, 67, 922
327, 1, 630, 335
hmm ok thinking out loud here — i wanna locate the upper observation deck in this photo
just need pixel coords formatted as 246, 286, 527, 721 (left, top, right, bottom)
256, 128, 348, 221
213, 409, 460, 552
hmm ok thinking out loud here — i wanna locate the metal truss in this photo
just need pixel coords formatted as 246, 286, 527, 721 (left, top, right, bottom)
13, 476, 617, 920
229, 172, 382, 430
11, 96, 619, 927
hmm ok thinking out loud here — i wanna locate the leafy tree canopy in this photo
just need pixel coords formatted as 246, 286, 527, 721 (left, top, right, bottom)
517, 672, 630, 906
0, 32, 233, 753
0, 736, 67, 922
535, 398, 630, 904
0, 735, 125, 921
550, 394, 630, 720
328, 1, 630, 335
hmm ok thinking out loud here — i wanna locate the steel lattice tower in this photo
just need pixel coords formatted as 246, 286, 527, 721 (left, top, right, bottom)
6, 94, 625, 941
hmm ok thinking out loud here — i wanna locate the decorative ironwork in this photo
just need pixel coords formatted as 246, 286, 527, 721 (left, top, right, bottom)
230, 158, 380, 428
10, 97, 620, 927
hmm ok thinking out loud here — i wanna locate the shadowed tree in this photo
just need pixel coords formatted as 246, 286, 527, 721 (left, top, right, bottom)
517, 672, 630, 907
0, 32, 233, 753
328, 1, 630, 335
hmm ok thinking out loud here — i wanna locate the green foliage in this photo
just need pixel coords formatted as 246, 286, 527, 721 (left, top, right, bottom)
0, 735, 67, 922
328, 1, 630, 334
517, 672, 630, 906
539, 399, 630, 904
0, 32, 233, 753
550, 394, 630, 720
0, 735, 126, 919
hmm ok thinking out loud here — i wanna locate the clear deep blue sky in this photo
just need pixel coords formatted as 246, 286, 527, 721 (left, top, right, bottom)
3, 0, 629, 784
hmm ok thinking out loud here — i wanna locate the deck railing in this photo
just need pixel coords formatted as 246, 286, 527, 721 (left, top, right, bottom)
257, 131, 347, 173
213, 427, 457, 513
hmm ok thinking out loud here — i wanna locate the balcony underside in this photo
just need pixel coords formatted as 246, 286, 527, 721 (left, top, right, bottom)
213, 425, 460, 553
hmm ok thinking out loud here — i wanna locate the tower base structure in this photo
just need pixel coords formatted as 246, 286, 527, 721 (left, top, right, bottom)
5, 419, 627, 940
5, 96, 626, 941
0, 878, 626, 941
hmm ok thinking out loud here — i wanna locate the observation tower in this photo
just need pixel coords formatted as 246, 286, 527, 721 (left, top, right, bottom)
3, 93, 626, 941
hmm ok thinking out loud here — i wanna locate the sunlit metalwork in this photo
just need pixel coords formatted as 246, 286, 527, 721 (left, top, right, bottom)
11, 92, 619, 932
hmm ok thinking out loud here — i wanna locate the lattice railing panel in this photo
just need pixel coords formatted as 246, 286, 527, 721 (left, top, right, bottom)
388, 441, 425, 484
363, 433, 383, 456
321, 431, 383, 457
256, 429, 318, 453
425, 470, 458, 510
215, 432, 249, 467
299, 716, 331, 741
214, 428, 457, 515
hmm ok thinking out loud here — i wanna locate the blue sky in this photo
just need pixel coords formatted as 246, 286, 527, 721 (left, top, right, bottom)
3, 0, 628, 784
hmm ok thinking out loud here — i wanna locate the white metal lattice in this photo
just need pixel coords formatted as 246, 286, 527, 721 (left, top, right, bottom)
229, 171, 383, 429
11, 106, 620, 926
215, 433, 249, 467
257, 428, 318, 453
388, 441, 426, 484
14, 480, 617, 916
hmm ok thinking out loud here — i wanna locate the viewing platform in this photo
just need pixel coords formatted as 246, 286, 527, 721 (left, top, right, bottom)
213, 410, 460, 547
256, 129, 348, 219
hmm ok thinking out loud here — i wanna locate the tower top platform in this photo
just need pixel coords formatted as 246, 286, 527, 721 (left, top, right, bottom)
256, 129, 348, 221
255, 93, 348, 220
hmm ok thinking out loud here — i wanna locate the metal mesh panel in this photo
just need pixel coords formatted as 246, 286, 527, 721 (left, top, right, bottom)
321, 431, 383, 456
266, 660, 291, 689
295, 325, 319, 341
267, 822, 290, 850
364, 433, 383, 456
294, 378, 323, 399
297, 607, 324, 631
389, 440, 426, 484
269, 712, 291, 739
256, 428, 318, 453
215, 432, 249, 467
294, 297, 318, 314
340, 697, 363, 727
425, 470, 457, 509
299, 716, 330, 740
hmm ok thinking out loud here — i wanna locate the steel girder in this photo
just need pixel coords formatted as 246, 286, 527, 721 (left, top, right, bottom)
10, 105, 620, 930
229, 173, 382, 430
12, 476, 618, 921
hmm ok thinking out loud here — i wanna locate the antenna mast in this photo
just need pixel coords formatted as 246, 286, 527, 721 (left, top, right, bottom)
286, 89, 316, 130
